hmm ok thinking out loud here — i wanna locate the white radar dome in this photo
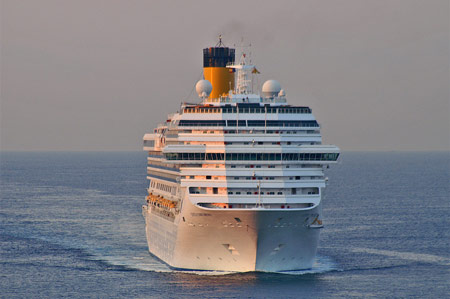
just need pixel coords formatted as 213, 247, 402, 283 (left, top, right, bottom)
262, 80, 282, 98
195, 79, 212, 98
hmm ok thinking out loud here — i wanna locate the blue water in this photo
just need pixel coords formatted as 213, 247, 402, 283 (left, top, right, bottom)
1, 152, 449, 298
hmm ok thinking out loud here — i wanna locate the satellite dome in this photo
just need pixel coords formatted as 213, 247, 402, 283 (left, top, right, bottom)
262, 80, 281, 98
195, 79, 212, 98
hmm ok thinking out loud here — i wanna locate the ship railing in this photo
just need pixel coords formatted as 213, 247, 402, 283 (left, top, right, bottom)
196, 202, 315, 210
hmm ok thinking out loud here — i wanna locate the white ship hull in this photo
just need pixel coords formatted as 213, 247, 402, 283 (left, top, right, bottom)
142, 198, 322, 272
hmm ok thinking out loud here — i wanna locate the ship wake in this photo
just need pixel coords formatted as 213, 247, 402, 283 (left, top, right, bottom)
97, 254, 339, 276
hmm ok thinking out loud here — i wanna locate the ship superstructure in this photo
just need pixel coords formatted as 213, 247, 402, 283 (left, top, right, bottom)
142, 39, 339, 272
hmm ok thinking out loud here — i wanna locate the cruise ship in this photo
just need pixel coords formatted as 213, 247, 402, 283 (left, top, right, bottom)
142, 39, 340, 272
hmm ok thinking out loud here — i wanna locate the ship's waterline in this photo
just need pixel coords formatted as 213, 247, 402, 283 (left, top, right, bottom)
142, 38, 339, 271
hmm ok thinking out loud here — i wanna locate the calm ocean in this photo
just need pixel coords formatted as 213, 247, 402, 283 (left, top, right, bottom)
1, 152, 449, 298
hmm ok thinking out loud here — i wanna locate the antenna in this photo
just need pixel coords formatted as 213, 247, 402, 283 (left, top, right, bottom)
216, 34, 225, 47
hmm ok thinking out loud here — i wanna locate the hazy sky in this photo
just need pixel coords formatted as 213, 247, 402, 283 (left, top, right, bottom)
1, 0, 449, 151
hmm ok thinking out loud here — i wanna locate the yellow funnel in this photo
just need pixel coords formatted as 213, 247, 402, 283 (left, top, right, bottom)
203, 67, 234, 99
203, 46, 235, 99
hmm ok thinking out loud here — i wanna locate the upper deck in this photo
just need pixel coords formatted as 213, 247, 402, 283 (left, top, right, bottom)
197, 93, 287, 106
181, 101, 311, 113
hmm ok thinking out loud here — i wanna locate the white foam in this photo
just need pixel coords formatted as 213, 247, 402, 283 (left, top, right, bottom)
351, 247, 450, 266
96, 253, 338, 276
276, 255, 339, 275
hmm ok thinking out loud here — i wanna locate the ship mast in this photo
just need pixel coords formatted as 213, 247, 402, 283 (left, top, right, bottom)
227, 53, 255, 95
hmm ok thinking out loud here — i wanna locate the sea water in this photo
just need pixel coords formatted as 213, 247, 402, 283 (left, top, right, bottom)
1, 152, 449, 298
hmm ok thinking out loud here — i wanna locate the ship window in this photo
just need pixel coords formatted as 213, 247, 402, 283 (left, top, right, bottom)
236, 192, 241, 195
247, 192, 252, 195
295, 176, 300, 180
163, 152, 338, 161
206, 176, 211, 180
213, 188, 218, 194
228, 191, 233, 195
277, 192, 283, 195
292, 188, 296, 195
234, 177, 239, 180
